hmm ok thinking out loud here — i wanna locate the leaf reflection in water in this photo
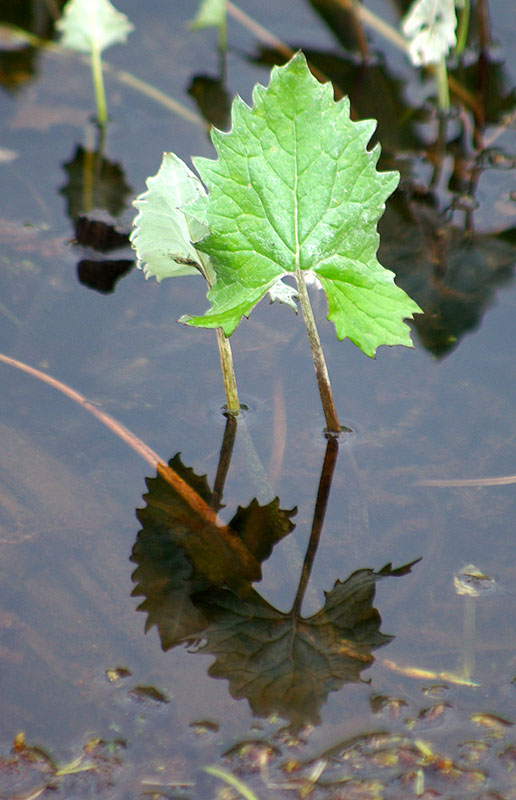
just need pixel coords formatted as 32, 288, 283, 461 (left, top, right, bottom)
131, 441, 419, 730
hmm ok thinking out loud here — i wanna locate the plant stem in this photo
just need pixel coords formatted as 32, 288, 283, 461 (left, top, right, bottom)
90, 45, 108, 124
435, 56, 450, 113
295, 271, 341, 433
201, 259, 240, 415
455, 0, 470, 56
219, 4, 227, 53
216, 327, 240, 413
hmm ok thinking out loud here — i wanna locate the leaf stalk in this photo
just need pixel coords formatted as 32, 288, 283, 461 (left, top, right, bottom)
295, 271, 341, 433
216, 327, 240, 413
90, 44, 108, 124
435, 56, 450, 112
202, 259, 240, 414
455, 0, 470, 55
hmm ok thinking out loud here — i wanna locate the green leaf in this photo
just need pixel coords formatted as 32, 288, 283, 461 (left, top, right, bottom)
56, 0, 134, 55
182, 52, 421, 356
130, 153, 209, 281
189, 0, 226, 31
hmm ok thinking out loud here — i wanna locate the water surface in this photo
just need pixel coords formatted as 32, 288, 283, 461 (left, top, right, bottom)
1, 0, 516, 797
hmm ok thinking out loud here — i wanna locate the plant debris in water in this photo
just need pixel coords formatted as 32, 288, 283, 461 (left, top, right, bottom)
4, 689, 514, 799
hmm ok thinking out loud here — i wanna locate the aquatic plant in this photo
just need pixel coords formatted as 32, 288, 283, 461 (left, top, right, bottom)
190, 0, 227, 52
56, 0, 133, 124
402, 0, 469, 110
132, 53, 420, 430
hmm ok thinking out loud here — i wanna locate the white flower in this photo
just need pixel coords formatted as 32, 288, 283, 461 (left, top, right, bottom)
402, 0, 457, 66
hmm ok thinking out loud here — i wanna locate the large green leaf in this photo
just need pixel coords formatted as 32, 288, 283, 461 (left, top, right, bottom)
182, 52, 421, 357
130, 153, 209, 280
56, 0, 134, 55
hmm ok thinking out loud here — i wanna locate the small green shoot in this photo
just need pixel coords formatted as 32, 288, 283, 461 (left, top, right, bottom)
402, 0, 465, 111
190, 0, 227, 51
56, 0, 134, 124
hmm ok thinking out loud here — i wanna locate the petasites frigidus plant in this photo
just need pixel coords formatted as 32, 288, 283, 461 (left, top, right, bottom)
131, 53, 421, 430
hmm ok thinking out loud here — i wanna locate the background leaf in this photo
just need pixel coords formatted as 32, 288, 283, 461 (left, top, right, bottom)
130, 153, 208, 281
56, 0, 134, 55
402, 0, 457, 66
183, 52, 421, 356
380, 188, 516, 356
189, 0, 226, 31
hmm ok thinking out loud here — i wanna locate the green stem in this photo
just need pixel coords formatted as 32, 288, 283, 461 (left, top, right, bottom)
202, 259, 240, 415
216, 327, 240, 413
436, 56, 450, 113
90, 45, 108, 124
295, 271, 341, 433
219, 3, 227, 53
455, 0, 470, 56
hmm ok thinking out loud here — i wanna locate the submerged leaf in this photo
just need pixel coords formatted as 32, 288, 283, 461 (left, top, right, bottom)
56, 0, 134, 54
182, 52, 421, 356
131, 153, 209, 281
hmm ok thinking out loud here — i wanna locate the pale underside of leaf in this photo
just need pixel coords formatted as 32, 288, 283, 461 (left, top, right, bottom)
268, 277, 299, 311
182, 52, 421, 355
56, 0, 134, 54
130, 152, 209, 282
